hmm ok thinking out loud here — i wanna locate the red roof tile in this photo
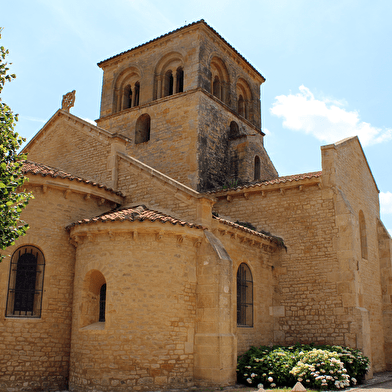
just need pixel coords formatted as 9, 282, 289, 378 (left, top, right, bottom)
205, 171, 322, 194
23, 161, 123, 196
67, 205, 204, 230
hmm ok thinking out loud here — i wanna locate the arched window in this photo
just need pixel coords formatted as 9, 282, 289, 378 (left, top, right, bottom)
164, 70, 174, 97
213, 76, 221, 99
210, 57, 230, 104
134, 82, 140, 106
99, 283, 106, 322
113, 67, 141, 113
254, 156, 261, 181
238, 95, 245, 117
359, 210, 368, 259
176, 67, 184, 93
6, 246, 45, 317
237, 263, 253, 327
154, 52, 184, 100
229, 121, 239, 139
236, 78, 252, 120
81, 269, 106, 327
123, 85, 132, 110
135, 114, 151, 144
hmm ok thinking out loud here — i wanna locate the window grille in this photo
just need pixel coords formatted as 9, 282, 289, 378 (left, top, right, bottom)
6, 246, 45, 317
237, 263, 253, 327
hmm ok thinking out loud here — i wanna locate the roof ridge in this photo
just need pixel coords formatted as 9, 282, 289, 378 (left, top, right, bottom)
97, 19, 263, 78
205, 171, 322, 194
67, 204, 204, 230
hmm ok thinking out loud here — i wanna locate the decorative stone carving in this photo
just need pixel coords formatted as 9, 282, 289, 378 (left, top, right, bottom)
61, 90, 76, 112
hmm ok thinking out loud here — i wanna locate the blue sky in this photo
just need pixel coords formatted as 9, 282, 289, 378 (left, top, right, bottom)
2, 0, 392, 234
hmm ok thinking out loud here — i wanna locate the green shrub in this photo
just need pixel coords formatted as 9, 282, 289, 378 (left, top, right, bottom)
237, 343, 369, 390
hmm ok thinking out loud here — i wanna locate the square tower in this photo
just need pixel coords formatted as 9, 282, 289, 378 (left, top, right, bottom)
97, 20, 278, 191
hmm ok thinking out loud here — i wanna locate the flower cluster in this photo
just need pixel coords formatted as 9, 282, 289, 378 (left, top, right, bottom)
290, 349, 350, 389
237, 343, 369, 390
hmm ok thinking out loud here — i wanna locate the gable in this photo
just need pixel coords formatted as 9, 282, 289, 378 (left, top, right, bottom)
23, 110, 128, 189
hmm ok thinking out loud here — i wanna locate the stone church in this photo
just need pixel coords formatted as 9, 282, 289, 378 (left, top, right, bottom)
0, 20, 391, 392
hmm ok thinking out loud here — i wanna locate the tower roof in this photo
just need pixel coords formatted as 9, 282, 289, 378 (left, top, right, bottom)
97, 19, 265, 81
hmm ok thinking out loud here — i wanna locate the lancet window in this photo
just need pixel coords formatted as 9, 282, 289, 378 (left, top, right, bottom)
237, 263, 253, 327
254, 156, 261, 181
359, 210, 368, 259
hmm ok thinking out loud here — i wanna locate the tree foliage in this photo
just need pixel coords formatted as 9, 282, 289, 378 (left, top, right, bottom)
0, 28, 32, 260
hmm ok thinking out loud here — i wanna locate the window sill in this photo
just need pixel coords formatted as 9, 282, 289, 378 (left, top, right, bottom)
80, 322, 105, 331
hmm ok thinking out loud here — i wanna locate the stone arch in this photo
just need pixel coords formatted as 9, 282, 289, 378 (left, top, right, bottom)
210, 56, 230, 104
81, 269, 107, 327
154, 52, 184, 99
113, 66, 141, 113
236, 78, 252, 120
359, 210, 368, 259
135, 113, 151, 144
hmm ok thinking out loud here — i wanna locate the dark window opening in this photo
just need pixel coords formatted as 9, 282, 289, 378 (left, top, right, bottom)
237, 263, 253, 327
6, 246, 45, 317
99, 283, 106, 322
359, 210, 368, 259
229, 121, 239, 139
213, 76, 221, 99
164, 70, 173, 97
238, 95, 245, 117
124, 85, 132, 109
135, 114, 151, 144
254, 156, 261, 181
134, 82, 140, 106
176, 67, 184, 93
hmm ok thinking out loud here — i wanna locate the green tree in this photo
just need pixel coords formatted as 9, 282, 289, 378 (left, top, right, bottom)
0, 28, 32, 260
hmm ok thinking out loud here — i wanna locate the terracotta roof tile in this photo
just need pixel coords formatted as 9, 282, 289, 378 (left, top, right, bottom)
97, 20, 264, 79
22, 161, 123, 196
67, 205, 204, 230
205, 171, 322, 194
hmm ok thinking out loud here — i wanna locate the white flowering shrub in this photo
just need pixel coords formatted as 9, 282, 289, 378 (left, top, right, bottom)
237, 344, 369, 390
290, 349, 350, 389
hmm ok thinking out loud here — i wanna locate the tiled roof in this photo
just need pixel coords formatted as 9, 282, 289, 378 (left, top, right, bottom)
67, 205, 204, 230
206, 171, 322, 194
213, 215, 281, 245
22, 161, 123, 196
97, 20, 264, 79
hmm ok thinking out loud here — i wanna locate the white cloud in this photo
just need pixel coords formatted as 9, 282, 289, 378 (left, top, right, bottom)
270, 85, 392, 147
380, 191, 392, 214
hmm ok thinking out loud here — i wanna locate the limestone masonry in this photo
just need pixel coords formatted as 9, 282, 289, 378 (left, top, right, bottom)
0, 20, 391, 392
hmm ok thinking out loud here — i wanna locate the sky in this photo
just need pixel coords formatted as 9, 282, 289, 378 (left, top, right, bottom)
1, 0, 392, 234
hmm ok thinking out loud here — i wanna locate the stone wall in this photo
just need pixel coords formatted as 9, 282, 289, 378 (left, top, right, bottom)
0, 180, 111, 391
25, 113, 114, 189
68, 221, 203, 391
213, 180, 347, 348
322, 138, 387, 372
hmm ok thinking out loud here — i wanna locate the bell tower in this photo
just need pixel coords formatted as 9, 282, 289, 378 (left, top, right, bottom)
96, 20, 278, 191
